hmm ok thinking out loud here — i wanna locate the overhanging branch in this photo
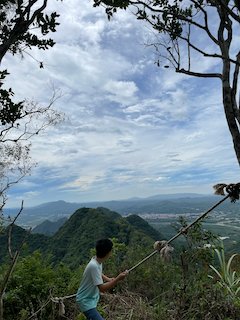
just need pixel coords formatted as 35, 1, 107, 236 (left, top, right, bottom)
176, 68, 222, 79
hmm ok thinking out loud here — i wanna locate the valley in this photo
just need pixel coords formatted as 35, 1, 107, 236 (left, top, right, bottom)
3, 193, 240, 254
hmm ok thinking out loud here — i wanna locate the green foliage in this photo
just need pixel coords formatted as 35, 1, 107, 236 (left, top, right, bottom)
0, 70, 24, 125
0, 224, 50, 264
32, 217, 67, 236
21, 207, 160, 268
167, 275, 239, 320
93, 0, 191, 38
209, 243, 240, 301
171, 217, 218, 273
0, 1, 59, 56
126, 214, 160, 240
2, 209, 240, 319
0, 0, 60, 127
3, 251, 55, 319
102, 237, 128, 276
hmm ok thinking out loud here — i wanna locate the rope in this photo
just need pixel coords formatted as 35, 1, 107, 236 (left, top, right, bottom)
50, 293, 77, 316
50, 182, 240, 314
128, 182, 240, 272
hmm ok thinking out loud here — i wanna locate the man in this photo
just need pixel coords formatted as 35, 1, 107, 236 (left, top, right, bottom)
76, 238, 128, 320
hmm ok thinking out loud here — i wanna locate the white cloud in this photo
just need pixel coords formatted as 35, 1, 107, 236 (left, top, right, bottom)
3, 0, 240, 207
104, 80, 138, 104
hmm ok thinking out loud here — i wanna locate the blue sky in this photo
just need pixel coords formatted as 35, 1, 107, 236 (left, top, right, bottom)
3, 0, 240, 208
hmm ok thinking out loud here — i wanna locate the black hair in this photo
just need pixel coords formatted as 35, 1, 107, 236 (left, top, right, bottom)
95, 238, 113, 258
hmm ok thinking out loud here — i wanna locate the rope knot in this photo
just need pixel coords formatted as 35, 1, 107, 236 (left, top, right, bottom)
213, 182, 240, 202
153, 240, 168, 251
180, 227, 188, 234
51, 297, 66, 316
58, 298, 65, 316
154, 240, 174, 263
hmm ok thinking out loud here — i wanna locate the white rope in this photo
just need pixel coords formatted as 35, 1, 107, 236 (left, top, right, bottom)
27, 183, 240, 317
128, 192, 232, 272
50, 293, 77, 316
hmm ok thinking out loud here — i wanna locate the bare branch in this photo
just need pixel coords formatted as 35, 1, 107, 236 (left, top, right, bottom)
26, 297, 51, 320
130, 0, 220, 45
0, 227, 32, 320
216, 0, 240, 23
143, 12, 239, 67
8, 200, 24, 259
176, 68, 222, 79
175, 30, 239, 66
187, 23, 191, 71
28, 0, 48, 26
191, 0, 219, 45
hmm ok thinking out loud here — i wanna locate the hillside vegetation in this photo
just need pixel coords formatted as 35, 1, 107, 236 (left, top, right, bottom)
1, 207, 240, 319
0, 207, 161, 267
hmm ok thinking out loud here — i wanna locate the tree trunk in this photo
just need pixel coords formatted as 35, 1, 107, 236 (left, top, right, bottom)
218, 2, 240, 166
222, 83, 240, 166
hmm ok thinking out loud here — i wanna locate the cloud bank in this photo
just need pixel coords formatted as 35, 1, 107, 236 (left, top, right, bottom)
3, 0, 239, 207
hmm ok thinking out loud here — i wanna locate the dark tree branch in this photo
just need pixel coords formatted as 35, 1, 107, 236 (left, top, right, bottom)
191, 0, 219, 45
0, 215, 32, 320
176, 68, 222, 79
231, 52, 240, 122
8, 200, 24, 259
217, 0, 240, 23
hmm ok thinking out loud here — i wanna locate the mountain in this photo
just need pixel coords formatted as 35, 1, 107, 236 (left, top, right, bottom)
125, 214, 160, 240
3, 200, 81, 226
0, 207, 162, 268
0, 224, 50, 262
32, 217, 68, 236
48, 207, 162, 267
3, 193, 233, 227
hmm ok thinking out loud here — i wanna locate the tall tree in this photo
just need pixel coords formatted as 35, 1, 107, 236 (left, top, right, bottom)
0, 0, 59, 125
0, 0, 62, 208
93, 0, 240, 165
0, 90, 63, 210
0, 2, 62, 317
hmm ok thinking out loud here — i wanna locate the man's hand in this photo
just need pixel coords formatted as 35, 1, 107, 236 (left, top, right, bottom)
98, 270, 128, 293
116, 270, 128, 281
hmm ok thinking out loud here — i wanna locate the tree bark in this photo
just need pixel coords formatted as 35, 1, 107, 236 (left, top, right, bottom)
217, 2, 240, 165
222, 83, 240, 165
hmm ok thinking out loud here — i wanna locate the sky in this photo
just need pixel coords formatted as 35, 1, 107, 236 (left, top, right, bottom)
3, 0, 240, 208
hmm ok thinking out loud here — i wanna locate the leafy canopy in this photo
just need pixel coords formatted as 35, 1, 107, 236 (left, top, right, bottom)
0, 0, 60, 126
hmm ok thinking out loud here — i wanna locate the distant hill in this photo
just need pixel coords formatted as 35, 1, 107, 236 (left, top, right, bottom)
32, 217, 68, 236
48, 207, 162, 267
125, 214, 160, 240
3, 200, 81, 227
3, 193, 235, 227
0, 224, 50, 263
0, 207, 162, 268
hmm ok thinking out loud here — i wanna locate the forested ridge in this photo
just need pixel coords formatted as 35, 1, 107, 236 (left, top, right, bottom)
0, 207, 161, 266
1, 207, 240, 319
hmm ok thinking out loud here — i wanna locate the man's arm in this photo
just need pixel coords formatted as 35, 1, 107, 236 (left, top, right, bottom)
98, 270, 128, 293
102, 274, 114, 282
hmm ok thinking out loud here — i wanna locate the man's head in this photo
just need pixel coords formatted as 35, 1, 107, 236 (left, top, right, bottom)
96, 238, 113, 258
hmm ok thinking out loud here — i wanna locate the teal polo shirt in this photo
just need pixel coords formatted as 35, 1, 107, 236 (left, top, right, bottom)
76, 257, 103, 312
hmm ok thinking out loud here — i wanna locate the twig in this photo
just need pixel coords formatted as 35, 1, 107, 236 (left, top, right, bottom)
8, 200, 24, 259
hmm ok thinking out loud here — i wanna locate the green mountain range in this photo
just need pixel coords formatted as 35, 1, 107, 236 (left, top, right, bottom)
32, 217, 68, 236
5, 193, 233, 227
0, 207, 162, 268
